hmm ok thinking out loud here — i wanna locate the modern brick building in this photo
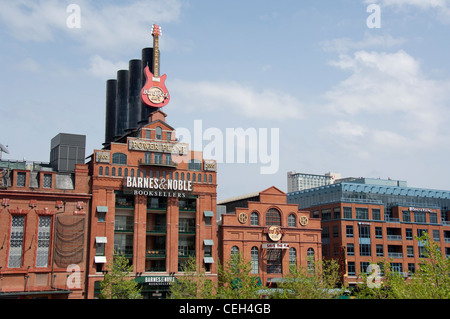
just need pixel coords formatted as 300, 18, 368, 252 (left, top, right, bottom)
86, 110, 218, 299
0, 151, 90, 299
287, 177, 450, 286
218, 186, 322, 287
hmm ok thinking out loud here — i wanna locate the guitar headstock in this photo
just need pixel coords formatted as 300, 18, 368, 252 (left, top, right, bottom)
152, 24, 162, 37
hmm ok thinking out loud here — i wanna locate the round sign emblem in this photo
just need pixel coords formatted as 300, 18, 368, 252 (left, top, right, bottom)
146, 86, 167, 104
267, 225, 282, 241
238, 212, 248, 224
299, 215, 309, 226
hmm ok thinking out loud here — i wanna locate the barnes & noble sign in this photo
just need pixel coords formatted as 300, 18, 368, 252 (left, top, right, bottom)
123, 176, 192, 198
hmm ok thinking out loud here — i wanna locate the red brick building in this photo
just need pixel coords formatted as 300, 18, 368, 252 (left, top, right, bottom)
86, 110, 218, 299
218, 186, 322, 287
0, 161, 90, 299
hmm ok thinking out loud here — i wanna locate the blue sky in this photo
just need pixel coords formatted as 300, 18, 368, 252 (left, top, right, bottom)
1, 0, 450, 200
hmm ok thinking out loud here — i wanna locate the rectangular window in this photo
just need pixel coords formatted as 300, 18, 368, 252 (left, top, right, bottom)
343, 207, 352, 219
406, 228, 413, 240
16, 172, 26, 187
375, 227, 383, 239
347, 243, 354, 256
267, 249, 282, 274
359, 225, 371, 238
346, 225, 353, 238
360, 243, 371, 256
322, 209, 331, 220
356, 208, 369, 220
376, 244, 384, 257
333, 225, 339, 238
36, 216, 51, 267
407, 246, 414, 257
372, 209, 381, 221
333, 207, 341, 219
414, 212, 426, 223
403, 210, 411, 222
433, 229, 440, 241
8, 215, 25, 268
43, 174, 52, 188
348, 262, 356, 276
429, 213, 438, 224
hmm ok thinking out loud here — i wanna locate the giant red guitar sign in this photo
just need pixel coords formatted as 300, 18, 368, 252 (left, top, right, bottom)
141, 24, 170, 108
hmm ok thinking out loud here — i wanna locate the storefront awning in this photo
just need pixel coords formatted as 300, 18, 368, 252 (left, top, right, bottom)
203, 210, 214, 217
97, 206, 108, 213
203, 239, 214, 246
95, 236, 107, 243
94, 256, 106, 263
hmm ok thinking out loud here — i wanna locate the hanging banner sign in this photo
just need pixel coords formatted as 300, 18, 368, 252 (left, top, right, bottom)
262, 243, 289, 249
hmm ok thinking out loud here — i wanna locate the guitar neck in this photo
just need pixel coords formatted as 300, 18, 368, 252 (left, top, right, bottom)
153, 35, 160, 77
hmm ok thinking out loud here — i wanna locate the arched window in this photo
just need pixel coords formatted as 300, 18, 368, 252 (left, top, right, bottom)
208, 174, 212, 183
288, 214, 296, 227
266, 208, 281, 226
155, 127, 162, 140
307, 248, 315, 274
105, 167, 109, 176
99, 166, 103, 176
112, 153, 127, 165
250, 212, 259, 226
251, 247, 259, 274
112, 167, 116, 176
289, 247, 297, 270
192, 173, 196, 182
118, 167, 122, 176
231, 246, 239, 256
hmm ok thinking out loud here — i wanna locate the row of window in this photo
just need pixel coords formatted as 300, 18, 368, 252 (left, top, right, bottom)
347, 261, 417, 277
230, 246, 316, 274
111, 152, 204, 171
14, 172, 53, 188
323, 225, 450, 241
99, 166, 214, 183
7, 215, 52, 269
317, 206, 447, 225
143, 127, 172, 141
248, 209, 299, 227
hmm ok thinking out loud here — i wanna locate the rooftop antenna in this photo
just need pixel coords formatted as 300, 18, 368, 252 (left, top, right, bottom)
0, 144, 9, 160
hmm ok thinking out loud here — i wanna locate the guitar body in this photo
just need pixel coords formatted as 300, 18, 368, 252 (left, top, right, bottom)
141, 65, 170, 108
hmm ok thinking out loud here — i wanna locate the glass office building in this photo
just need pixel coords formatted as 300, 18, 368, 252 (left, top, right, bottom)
287, 178, 450, 286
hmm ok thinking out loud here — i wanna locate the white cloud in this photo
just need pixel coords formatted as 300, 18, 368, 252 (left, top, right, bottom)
321, 33, 406, 54
322, 49, 450, 153
86, 55, 128, 79
170, 79, 304, 121
365, 0, 450, 22
0, 0, 183, 53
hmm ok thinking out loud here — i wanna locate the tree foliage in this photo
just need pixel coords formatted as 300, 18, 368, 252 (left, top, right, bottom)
99, 252, 142, 299
274, 259, 343, 299
169, 256, 215, 299
355, 233, 450, 299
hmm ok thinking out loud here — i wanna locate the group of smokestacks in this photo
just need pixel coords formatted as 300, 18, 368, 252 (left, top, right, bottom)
104, 47, 159, 145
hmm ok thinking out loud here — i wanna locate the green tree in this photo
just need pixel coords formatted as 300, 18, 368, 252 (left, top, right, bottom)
275, 259, 343, 299
388, 232, 450, 299
99, 252, 142, 299
170, 256, 216, 299
355, 233, 450, 299
216, 253, 262, 299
